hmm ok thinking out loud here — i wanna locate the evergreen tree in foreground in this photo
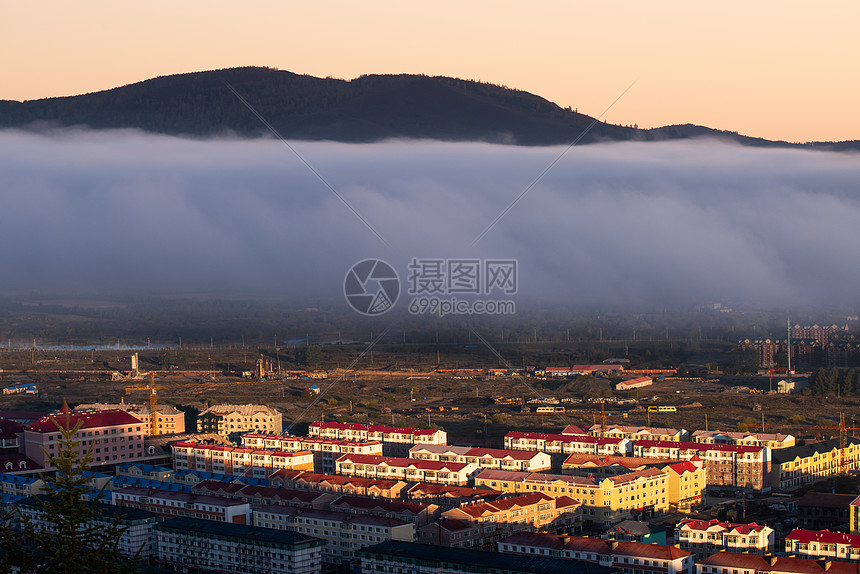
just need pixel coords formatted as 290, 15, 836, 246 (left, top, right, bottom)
28, 403, 138, 573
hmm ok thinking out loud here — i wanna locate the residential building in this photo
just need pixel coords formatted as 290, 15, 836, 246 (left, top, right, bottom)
17, 496, 160, 559
74, 402, 186, 435
405, 483, 503, 508
171, 441, 314, 478
663, 460, 707, 511
155, 517, 324, 574
851, 495, 860, 534
587, 425, 689, 443
604, 521, 666, 544
632, 441, 770, 490
241, 432, 383, 474
675, 519, 774, 557
784, 529, 860, 561
0, 472, 43, 498
695, 551, 858, 574
796, 492, 853, 530
335, 454, 478, 485
192, 480, 335, 510
308, 422, 446, 456
499, 531, 694, 574
419, 492, 581, 548
112, 485, 252, 523
505, 432, 632, 459
770, 438, 860, 491
328, 495, 440, 527
474, 468, 669, 527
409, 444, 552, 472
2, 384, 37, 395
274, 471, 407, 499
197, 404, 282, 437
23, 406, 145, 468
562, 454, 675, 479
253, 505, 414, 564
357, 540, 619, 574
692, 430, 795, 450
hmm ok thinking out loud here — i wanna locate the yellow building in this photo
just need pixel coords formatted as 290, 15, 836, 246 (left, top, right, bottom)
771, 437, 860, 491
663, 459, 707, 511
474, 468, 669, 527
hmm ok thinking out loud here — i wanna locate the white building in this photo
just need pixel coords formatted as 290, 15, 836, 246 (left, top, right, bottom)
336, 454, 478, 486
408, 445, 552, 472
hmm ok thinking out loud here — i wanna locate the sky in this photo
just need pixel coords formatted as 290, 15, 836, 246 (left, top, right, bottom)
2, 1, 859, 143
2, 129, 860, 311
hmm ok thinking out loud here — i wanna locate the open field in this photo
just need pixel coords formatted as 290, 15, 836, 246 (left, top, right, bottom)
1, 345, 858, 446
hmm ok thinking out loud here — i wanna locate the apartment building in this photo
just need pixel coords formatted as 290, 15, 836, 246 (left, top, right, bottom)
664, 460, 707, 511
419, 492, 581, 548
309, 422, 447, 456
692, 430, 795, 450
328, 495, 440, 527
771, 438, 860, 491
112, 485, 252, 523
587, 425, 689, 443
796, 492, 854, 530
17, 496, 160, 559
155, 517, 324, 574
274, 471, 407, 499
695, 551, 858, 574
192, 480, 334, 510
74, 402, 186, 435
171, 441, 314, 478
197, 404, 282, 437
358, 540, 618, 574
241, 432, 383, 474
253, 505, 414, 564
505, 432, 632, 457
408, 444, 552, 472
406, 483, 503, 508
675, 519, 774, 557
632, 441, 770, 490
562, 454, 676, 479
784, 529, 860, 561
335, 454, 479, 485
0, 472, 43, 498
24, 406, 146, 468
499, 531, 694, 574
474, 468, 669, 527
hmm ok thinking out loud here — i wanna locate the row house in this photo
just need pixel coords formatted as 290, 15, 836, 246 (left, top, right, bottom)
253, 505, 414, 564
24, 406, 146, 468
587, 425, 689, 443
770, 438, 860, 491
499, 531, 694, 574
419, 492, 581, 548
328, 494, 440, 528
335, 454, 479, 486
405, 483, 504, 509
241, 432, 383, 474
309, 422, 446, 456
692, 430, 795, 450
271, 470, 407, 499
675, 519, 774, 558
695, 551, 858, 574
171, 441, 314, 478
192, 480, 334, 509
632, 441, 770, 490
408, 445, 552, 472
112, 485, 252, 524
784, 529, 860, 561
474, 468, 669, 527
155, 517, 324, 574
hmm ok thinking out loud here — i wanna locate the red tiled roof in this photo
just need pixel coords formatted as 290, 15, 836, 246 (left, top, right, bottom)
330, 495, 431, 514
635, 440, 762, 453
501, 532, 690, 560
786, 529, 860, 547
677, 518, 768, 534
506, 432, 625, 445
337, 454, 470, 472
465, 448, 544, 461
27, 409, 140, 433
563, 454, 673, 468
0, 419, 24, 439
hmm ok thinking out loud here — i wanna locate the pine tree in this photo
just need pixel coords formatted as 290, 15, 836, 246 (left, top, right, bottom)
27, 404, 138, 574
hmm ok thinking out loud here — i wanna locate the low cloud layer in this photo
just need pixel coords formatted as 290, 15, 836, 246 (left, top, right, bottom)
1, 129, 859, 309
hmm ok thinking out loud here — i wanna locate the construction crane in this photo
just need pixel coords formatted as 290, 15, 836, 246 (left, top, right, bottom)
761, 412, 860, 475
125, 373, 158, 436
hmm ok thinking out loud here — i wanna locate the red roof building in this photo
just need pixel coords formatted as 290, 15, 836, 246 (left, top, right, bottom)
676, 518, 774, 557
24, 406, 145, 469
784, 529, 860, 561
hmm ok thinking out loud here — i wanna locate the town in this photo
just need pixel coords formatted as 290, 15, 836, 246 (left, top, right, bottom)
2, 326, 860, 574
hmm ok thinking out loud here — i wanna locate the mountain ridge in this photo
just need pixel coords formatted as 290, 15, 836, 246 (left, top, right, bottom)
1, 66, 856, 150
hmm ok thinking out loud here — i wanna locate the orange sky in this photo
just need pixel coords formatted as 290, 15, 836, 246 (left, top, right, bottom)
3, 1, 858, 143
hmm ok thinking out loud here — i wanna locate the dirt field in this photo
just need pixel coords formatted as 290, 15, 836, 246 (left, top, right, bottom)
1, 347, 857, 446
